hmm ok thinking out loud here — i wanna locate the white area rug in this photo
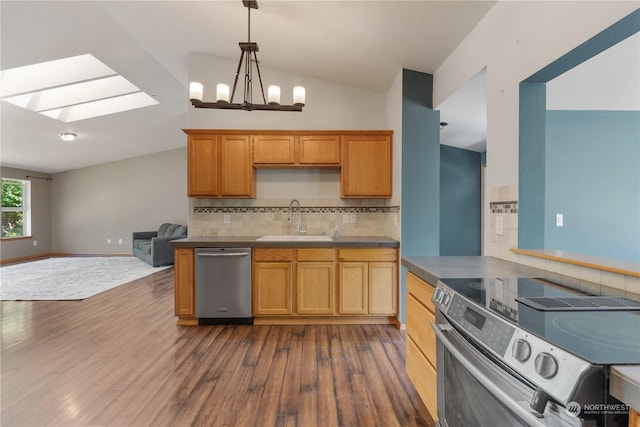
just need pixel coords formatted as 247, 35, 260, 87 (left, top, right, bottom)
0, 257, 170, 301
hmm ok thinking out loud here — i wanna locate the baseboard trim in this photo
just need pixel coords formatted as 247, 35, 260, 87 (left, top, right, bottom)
1, 253, 133, 266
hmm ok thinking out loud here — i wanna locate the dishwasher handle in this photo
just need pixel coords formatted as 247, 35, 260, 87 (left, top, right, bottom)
197, 252, 250, 258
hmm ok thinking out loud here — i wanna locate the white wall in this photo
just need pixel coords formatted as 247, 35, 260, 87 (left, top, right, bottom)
434, 1, 638, 189
188, 53, 388, 131
50, 148, 188, 255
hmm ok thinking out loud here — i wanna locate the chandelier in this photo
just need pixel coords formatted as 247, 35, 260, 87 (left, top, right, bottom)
188, 0, 305, 112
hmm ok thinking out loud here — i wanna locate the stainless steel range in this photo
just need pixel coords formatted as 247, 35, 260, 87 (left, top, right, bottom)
432, 277, 640, 427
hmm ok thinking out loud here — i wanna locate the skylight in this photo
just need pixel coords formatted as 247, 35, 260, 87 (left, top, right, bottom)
0, 54, 158, 122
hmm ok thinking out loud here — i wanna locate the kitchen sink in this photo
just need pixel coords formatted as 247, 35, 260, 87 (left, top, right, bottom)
256, 235, 333, 242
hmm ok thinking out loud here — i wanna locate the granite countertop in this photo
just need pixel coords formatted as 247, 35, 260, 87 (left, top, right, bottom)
402, 255, 555, 286
402, 255, 640, 412
171, 236, 399, 248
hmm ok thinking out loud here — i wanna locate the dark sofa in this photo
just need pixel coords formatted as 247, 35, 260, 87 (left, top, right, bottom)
132, 223, 188, 267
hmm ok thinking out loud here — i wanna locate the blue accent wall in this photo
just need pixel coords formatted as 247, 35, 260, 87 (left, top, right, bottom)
545, 111, 640, 263
440, 145, 482, 255
401, 69, 439, 322
519, 9, 640, 262
519, 83, 547, 249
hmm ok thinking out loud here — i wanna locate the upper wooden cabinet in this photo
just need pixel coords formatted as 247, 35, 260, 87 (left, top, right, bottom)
298, 135, 341, 165
252, 133, 340, 167
341, 133, 392, 198
252, 135, 296, 165
185, 130, 255, 198
184, 129, 392, 198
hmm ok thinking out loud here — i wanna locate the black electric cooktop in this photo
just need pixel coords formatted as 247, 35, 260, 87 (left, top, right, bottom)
438, 277, 640, 365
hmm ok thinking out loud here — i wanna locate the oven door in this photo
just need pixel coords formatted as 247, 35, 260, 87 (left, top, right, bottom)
432, 312, 581, 427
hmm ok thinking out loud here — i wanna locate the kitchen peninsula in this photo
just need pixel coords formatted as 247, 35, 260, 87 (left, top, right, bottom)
402, 255, 640, 426
172, 236, 399, 327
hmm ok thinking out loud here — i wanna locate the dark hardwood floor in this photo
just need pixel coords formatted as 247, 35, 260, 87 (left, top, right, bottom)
1, 267, 434, 427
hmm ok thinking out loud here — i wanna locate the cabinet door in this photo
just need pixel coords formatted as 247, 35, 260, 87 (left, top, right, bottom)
299, 135, 340, 165
338, 262, 368, 314
296, 262, 335, 315
174, 248, 195, 321
188, 135, 218, 197
252, 135, 296, 164
253, 262, 292, 315
341, 134, 392, 198
220, 135, 255, 197
368, 262, 397, 314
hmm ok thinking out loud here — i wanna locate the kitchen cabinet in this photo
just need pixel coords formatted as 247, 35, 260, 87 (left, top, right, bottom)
405, 271, 437, 419
252, 134, 340, 167
252, 248, 293, 315
185, 131, 255, 198
252, 247, 398, 324
296, 248, 335, 315
341, 133, 392, 198
252, 134, 296, 165
298, 135, 340, 165
337, 248, 398, 315
630, 408, 640, 427
174, 248, 197, 325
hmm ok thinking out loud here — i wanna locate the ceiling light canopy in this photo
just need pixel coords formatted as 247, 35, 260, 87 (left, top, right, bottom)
189, 0, 305, 112
0, 54, 158, 122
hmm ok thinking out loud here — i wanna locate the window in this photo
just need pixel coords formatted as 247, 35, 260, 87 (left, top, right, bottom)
1, 178, 31, 238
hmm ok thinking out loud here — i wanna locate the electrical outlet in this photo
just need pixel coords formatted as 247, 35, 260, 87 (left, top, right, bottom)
107, 238, 111, 244
223, 214, 231, 224
118, 238, 123, 245
349, 214, 356, 224
343, 214, 349, 223
555, 214, 564, 227
33, 240, 38, 246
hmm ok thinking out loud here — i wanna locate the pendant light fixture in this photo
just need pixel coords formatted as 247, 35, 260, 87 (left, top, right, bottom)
189, 0, 305, 112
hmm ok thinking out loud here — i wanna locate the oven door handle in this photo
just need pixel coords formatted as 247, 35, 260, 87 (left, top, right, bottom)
430, 320, 543, 426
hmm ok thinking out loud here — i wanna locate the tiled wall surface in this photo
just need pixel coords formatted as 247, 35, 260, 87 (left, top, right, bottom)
488, 184, 639, 296
488, 184, 519, 262
189, 198, 401, 240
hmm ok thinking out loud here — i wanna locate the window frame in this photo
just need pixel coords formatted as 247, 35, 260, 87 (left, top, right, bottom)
1, 177, 32, 239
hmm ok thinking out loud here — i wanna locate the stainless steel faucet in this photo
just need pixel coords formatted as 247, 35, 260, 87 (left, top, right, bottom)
288, 199, 305, 235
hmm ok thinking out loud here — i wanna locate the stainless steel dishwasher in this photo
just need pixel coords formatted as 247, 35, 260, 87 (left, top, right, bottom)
195, 247, 252, 325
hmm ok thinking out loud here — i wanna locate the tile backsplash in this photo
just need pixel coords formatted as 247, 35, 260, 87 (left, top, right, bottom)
189, 198, 400, 240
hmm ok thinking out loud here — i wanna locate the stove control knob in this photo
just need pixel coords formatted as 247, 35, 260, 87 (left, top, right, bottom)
441, 292, 451, 307
535, 352, 558, 379
512, 339, 532, 363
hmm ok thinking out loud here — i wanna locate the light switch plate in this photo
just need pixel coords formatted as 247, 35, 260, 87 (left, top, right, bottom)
556, 214, 563, 227
223, 214, 231, 224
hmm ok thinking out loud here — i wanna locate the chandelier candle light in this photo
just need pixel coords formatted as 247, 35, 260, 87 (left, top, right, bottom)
189, 0, 305, 112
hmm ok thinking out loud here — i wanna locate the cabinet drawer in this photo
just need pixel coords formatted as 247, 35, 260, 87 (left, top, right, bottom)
406, 293, 436, 366
406, 335, 437, 419
337, 248, 397, 262
406, 271, 435, 313
296, 248, 335, 262
254, 248, 293, 262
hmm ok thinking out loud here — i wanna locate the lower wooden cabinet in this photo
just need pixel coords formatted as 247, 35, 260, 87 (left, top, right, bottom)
297, 261, 335, 314
630, 407, 640, 427
405, 271, 437, 420
337, 248, 398, 315
253, 249, 293, 315
174, 248, 197, 325
252, 247, 398, 324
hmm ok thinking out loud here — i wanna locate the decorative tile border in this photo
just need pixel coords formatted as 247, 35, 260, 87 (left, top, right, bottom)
194, 206, 400, 214
489, 201, 518, 214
